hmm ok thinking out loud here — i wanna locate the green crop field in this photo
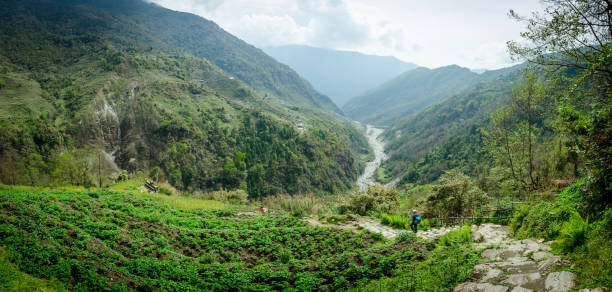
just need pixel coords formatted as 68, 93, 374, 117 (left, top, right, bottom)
0, 188, 439, 291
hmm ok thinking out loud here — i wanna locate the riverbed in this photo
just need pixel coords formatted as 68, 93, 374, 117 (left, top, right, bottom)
356, 125, 387, 192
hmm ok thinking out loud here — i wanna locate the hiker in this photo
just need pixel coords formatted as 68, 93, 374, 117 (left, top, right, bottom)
410, 210, 421, 233
258, 205, 267, 213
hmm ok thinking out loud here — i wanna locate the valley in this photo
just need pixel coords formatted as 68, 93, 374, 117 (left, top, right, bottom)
0, 0, 610, 291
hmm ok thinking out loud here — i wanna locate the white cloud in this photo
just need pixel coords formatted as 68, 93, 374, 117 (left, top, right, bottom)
146, 0, 544, 70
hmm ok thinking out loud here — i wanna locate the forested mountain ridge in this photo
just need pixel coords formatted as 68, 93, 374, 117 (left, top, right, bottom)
0, 0, 368, 196
342, 65, 482, 126
379, 64, 525, 185
263, 45, 418, 107
35, 0, 340, 113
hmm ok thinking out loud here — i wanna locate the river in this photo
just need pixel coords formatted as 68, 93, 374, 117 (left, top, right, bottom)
356, 125, 387, 192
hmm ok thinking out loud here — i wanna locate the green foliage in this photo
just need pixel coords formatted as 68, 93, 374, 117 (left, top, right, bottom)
556, 211, 588, 253
0, 0, 367, 198
381, 66, 522, 186
395, 232, 417, 243
339, 185, 399, 216
380, 214, 410, 229
483, 72, 575, 197
360, 227, 479, 292
508, 0, 612, 212
509, 180, 612, 288
424, 170, 489, 219
0, 189, 431, 291
438, 226, 472, 247
511, 179, 588, 240
0, 246, 66, 291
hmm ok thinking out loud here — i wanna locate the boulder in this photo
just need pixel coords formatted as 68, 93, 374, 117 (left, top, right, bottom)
510, 287, 533, 292
502, 272, 541, 287
454, 282, 509, 292
545, 271, 576, 292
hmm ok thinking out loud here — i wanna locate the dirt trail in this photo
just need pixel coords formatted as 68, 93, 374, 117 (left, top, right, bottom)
453, 223, 594, 292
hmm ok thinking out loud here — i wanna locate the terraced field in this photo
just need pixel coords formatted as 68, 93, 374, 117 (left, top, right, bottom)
0, 189, 432, 291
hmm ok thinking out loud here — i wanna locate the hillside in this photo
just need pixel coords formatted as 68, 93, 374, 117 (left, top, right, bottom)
31, 0, 339, 113
0, 0, 368, 196
380, 65, 524, 185
342, 65, 482, 126
263, 45, 417, 107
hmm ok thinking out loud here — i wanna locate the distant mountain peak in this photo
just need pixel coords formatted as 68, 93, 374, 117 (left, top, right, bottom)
263, 44, 418, 107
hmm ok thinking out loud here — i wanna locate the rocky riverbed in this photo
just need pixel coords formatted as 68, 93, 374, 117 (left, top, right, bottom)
356, 125, 386, 192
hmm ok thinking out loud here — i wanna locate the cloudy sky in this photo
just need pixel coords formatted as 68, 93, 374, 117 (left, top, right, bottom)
147, 0, 544, 70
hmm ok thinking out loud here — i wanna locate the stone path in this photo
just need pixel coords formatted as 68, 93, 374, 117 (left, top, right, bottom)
453, 223, 600, 292
305, 216, 460, 241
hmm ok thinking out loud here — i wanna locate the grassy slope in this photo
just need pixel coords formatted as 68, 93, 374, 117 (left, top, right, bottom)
0, 186, 440, 291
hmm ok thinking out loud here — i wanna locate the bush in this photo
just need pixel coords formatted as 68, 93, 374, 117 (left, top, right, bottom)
425, 170, 489, 219
395, 232, 417, 243
555, 211, 588, 253
339, 185, 399, 216
511, 179, 587, 240
438, 226, 472, 246
380, 213, 410, 229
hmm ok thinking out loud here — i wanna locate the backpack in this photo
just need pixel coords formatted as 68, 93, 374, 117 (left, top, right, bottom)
414, 215, 422, 224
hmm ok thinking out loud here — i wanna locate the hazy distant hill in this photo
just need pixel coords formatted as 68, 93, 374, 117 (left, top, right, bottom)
263, 45, 418, 107
343, 65, 482, 126
0, 0, 367, 195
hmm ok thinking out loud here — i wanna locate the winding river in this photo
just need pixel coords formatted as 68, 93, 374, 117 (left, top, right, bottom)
356, 125, 387, 192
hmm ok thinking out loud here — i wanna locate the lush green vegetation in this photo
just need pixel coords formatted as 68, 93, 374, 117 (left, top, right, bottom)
0, 0, 369, 196
380, 66, 522, 186
0, 188, 442, 291
511, 180, 611, 288
358, 226, 479, 292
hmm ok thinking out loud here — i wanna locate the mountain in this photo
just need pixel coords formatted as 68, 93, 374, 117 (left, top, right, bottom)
342, 65, 483, 126
379, 65, 524, 185
0, 0, 368, 196
263, 45, 418, 107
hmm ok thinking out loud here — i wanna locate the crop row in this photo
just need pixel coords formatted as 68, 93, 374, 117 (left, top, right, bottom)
0, 190, 428, 291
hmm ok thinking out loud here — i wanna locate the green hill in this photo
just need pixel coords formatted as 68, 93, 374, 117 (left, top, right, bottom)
263, 45, 417, 107
380, 65, 524, 185
0, 0, 368, 196
342, 65, 482, 126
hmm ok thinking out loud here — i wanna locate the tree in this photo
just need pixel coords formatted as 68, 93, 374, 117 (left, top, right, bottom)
508, 0, 611, 211
485, 73, 564, 195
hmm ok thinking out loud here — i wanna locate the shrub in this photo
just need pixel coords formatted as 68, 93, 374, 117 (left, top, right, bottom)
339, 185, 399, 216
555, 211, 588, 253
395, 232, 417, 243
380, 214, 410, 229
438, 226, 472, 246
425, 170, 489, 219
370, 232, 385, 242
511, 179, 587, 240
